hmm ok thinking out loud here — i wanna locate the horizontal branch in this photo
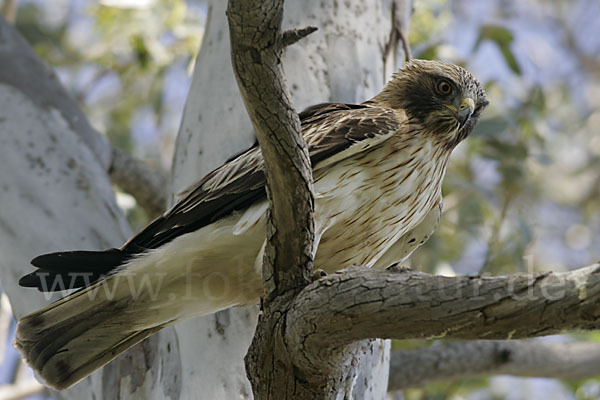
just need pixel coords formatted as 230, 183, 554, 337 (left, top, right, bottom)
285, 264, 600, 372
108, 146, 168, 218
388, 340, 600, 390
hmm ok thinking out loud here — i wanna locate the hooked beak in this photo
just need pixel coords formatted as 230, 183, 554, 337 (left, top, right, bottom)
445, 98, 475, 130
457, 98, 475, 129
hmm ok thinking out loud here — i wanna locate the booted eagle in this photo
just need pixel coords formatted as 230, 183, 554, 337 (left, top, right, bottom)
15, 59, 488, 390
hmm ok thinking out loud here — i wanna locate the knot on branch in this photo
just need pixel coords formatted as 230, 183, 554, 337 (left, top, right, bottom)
279, 26, 318, 49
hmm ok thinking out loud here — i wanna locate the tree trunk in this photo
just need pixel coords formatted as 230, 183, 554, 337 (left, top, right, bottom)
0, 15, 129, 400
165, 1, 407, 398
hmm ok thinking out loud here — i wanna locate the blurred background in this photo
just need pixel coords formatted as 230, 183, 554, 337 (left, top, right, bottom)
0, 0, 598, 399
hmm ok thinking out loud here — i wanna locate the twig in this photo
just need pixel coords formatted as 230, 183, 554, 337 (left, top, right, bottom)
397, 29, 412, 62
280, 27, 318, 48
383, 0, 413, 65
479, 190, 514, 274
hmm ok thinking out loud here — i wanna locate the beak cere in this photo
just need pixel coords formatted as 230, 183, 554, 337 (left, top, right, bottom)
457, 97, 475, 129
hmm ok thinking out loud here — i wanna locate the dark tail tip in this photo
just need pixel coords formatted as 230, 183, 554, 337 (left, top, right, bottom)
21, 249, 127, 292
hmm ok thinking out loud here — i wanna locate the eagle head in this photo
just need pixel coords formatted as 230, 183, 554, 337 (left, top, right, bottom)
370, 59, 489, 148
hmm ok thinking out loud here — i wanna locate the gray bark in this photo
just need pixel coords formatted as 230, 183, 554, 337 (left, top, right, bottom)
388, 340, 600, 390
227, 0, 316, 299
281, 264, 600, 395
0, 14, 171, 399
167, 2, 260, 399
287, 264, 600, 345
1, 5, 599, 399
0, 13, 168, 219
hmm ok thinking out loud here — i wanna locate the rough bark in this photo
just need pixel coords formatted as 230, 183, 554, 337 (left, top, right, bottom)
227, 0, 316, 298
287, 264, 600, 347
2, 5, 599, 399
388, 340, 600, 390
225, 0, 417, 398
226, 1, 321, 398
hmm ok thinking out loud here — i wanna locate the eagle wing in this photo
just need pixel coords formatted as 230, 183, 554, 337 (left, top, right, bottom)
122, 102, 402, 252
20, 103, 404, 290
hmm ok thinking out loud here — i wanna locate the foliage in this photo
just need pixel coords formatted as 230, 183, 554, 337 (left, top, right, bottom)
405, 0, 600, 398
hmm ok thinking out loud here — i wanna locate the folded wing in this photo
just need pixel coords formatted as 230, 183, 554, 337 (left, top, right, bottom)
20, 103, 403, 290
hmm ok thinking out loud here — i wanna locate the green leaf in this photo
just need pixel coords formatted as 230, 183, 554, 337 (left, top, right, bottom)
475, 25, 521, 74
132, 35, 151, 69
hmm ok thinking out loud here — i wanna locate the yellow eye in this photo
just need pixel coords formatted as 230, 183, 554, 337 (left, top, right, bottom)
437, 80, 452, 95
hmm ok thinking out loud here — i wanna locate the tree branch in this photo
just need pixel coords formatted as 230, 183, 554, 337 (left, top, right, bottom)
388, 340, 600, 391
227, 0, 328, 398
285, 264, 600, 369
108, 147, 168, 218
227, 0, 316, 298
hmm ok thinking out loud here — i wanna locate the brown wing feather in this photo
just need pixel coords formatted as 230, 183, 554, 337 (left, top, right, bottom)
122, 103, 402, 253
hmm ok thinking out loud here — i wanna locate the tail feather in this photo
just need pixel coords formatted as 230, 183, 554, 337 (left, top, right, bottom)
19, 249, 127, 291
14, 215, 263, 390
15, 281, 165, 390
31, 249, 126, 272
16, 315, 161, 390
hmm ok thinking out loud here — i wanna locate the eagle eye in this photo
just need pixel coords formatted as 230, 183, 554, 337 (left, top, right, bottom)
436, 80, 453, 96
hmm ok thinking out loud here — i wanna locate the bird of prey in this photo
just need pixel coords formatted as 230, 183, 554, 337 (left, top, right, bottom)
15, 59, 488, 390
